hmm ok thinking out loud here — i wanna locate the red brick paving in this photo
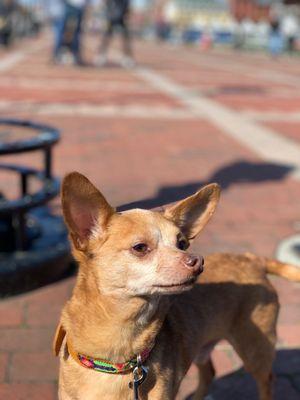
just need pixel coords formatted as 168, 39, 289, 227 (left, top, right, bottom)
264, 121, 300, 145
10, 352, 58, 382
0, 85, 180, 107
214, 96, 300, 112
0, 35, 300, 399
0, 353, 9, 382
212, 348, 242, 377
277, 325, 300, 347
0, 383, 57, 400
0, 301, 23, 327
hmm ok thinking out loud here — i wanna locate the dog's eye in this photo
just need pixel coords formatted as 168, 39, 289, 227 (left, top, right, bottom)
177, 236, 189, 251
132, 243, 149, 255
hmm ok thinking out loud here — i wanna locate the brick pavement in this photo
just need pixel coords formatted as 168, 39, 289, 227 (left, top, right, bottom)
0, 34, 300, 399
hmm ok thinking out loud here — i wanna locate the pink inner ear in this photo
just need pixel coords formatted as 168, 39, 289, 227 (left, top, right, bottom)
71, 205, 97, 240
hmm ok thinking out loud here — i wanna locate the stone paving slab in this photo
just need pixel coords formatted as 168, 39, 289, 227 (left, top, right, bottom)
0, 35, 300, 399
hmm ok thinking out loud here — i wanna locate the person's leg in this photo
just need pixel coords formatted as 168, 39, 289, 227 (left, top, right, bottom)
52, 19, 60, 59
120, 18, 134, 67
101, 21, 114, 54
96, 22, 114, 66
72, 8, 85, 64
53, 9, 67, 61
288, 36, 295, 53
120, 18, 133, 58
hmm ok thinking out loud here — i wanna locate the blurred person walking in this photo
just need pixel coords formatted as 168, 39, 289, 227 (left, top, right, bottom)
96, 0, 134, 68
0, 0, 17, 47
268, 18, 284, 58
49, 0, 65, 61
52, 0, 89, 66
282, 13, 299, 54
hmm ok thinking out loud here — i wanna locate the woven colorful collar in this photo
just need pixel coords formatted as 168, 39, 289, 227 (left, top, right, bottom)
67, 339, 153, 374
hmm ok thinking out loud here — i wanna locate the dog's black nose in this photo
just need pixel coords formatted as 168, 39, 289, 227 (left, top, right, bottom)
184, 255, 204, 275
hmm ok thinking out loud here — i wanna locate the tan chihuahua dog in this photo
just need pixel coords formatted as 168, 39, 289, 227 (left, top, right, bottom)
54, 172, 300, 400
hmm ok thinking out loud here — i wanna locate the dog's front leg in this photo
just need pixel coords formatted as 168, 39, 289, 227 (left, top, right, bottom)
58, 388, 73, 400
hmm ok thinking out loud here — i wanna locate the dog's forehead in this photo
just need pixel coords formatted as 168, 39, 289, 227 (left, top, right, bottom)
109, 209, 177, 237
121, 208, 160, 220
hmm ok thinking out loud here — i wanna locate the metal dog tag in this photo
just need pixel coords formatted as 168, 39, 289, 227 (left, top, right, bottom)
129, 355, 148, 400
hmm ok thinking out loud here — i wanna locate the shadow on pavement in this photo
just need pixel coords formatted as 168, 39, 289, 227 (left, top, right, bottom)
118, 160, 293, 211
185, 349, 300, 400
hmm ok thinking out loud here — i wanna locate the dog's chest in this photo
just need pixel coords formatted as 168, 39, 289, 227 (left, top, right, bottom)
63, 367, 134, 400
89, 376, 131, 400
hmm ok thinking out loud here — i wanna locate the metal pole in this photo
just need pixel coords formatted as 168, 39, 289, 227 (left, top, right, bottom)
21, 173, 28, 196
44, 147, 52, 180
12, 212, 27, 251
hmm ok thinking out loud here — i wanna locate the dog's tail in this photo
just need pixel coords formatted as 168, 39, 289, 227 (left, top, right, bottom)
245, 253, 300, 282
265, 258, 300, 282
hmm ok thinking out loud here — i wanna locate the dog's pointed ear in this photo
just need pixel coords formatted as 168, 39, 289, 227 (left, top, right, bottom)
164, 183, 220, 240
61, 172, 114, 250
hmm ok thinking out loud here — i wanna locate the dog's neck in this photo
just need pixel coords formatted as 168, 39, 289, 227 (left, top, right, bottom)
62, 270, 170, 362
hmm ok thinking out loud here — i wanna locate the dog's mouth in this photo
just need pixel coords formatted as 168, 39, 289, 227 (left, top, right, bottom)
153, 277, 197, 293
